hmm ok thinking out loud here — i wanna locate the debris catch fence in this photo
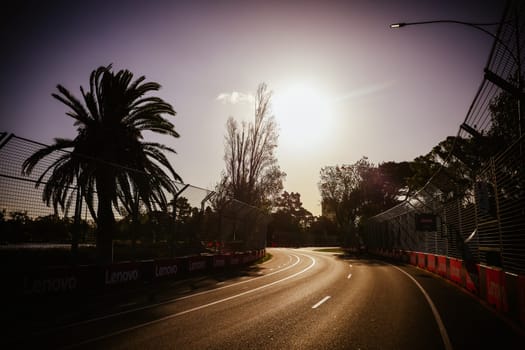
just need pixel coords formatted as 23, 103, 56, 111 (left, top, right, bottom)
0, 133, 268, 264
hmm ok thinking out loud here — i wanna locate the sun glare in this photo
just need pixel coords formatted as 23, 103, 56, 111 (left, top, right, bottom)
273, 83, 333, 150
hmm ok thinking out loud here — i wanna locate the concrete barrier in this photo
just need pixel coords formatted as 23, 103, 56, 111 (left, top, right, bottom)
484, 266, 508, 313
417, 253, 426, 269
437, 256, 447, 278
449, 258, 462, 284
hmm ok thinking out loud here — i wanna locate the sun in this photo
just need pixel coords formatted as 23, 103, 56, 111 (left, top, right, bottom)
272, 83, 333, 150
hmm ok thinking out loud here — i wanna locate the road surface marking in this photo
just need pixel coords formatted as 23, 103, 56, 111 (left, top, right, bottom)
64, 253, 317, 349
33, 252, 302, 337
391, 265, 453, 350
347, 273, 352, 279
312, 296, 331, 309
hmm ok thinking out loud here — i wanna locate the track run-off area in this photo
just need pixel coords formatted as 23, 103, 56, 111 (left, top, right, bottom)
7, 248, 525, 349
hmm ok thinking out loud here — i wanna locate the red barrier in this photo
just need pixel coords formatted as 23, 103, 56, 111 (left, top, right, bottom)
449, 258, 462, 284
437, 256, 447, 277
409, 252, 417, 266
417, 253, 426, 269
518, 275, 525, 327
464, 263, 480, 294
485, 267, 508, 312
426, 255, 436, 273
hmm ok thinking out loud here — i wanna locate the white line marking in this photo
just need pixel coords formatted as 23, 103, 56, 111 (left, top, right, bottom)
391, 265, 453, 350
347, 273, 352, 279
65, 253, 317, 349
33, 253, 302, 337
312, 296, 331, 309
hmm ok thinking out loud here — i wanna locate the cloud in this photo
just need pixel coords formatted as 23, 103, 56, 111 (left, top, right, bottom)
216, 91, 254, 104
335, 81, 395, 102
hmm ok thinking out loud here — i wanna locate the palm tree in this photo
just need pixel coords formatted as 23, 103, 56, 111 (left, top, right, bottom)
22, 64, 181, 264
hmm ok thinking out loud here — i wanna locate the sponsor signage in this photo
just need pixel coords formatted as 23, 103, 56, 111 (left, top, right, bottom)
188, 258, 207, 272
104, 263, 140, 286
23, 274, 77, 295
154, 260, 180, 278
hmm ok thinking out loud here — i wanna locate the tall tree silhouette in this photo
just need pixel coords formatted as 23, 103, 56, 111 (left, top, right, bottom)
23, 65, 181, 263
217, 83, 285, 210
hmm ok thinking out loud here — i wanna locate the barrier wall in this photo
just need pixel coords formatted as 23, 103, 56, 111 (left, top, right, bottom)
5, 249, 266, 300
371, 248, 525, 329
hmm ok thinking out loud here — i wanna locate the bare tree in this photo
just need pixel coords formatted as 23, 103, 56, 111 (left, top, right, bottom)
217, 83, 285, 210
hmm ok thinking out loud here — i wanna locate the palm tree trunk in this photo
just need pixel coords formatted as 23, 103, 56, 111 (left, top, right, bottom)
96, 174, 115, 264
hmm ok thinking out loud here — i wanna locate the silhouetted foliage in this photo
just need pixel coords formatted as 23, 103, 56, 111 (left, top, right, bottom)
22, 65, 181, 263
216, 83, 285, 211
269, 191, 313, 245
319, 158, 412, 245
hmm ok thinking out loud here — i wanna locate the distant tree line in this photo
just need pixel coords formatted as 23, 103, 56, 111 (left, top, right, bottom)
12, 64, 520, 261
317, 84, 522, 248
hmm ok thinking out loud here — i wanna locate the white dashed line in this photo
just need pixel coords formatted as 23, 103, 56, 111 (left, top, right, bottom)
312, 296, 331, 309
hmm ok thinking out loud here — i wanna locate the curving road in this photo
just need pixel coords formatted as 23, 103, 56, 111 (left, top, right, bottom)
10, 248, 525, 349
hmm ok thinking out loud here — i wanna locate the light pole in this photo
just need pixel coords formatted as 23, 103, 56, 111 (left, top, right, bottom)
390, 17, 523, 144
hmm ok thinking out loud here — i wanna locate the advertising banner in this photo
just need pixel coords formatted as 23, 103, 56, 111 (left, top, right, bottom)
153, 259, 182, 280
103, 262, 141, 287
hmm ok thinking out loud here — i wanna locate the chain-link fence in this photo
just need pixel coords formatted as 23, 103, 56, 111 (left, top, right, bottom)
0, 133, 268, 265
363, 1, 525, 275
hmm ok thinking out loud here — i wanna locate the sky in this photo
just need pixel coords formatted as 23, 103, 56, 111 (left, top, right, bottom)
0, 0, 506, 216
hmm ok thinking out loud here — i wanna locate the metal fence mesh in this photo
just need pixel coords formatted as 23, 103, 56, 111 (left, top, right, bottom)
0, 133, 268, 263
363, 1, 525, 275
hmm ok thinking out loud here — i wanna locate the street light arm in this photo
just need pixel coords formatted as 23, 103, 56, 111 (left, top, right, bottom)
390, 19, 517, 65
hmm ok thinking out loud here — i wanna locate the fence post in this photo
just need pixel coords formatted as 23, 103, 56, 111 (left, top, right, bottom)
491, 157, 505, 269
71, 185, 82, 263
